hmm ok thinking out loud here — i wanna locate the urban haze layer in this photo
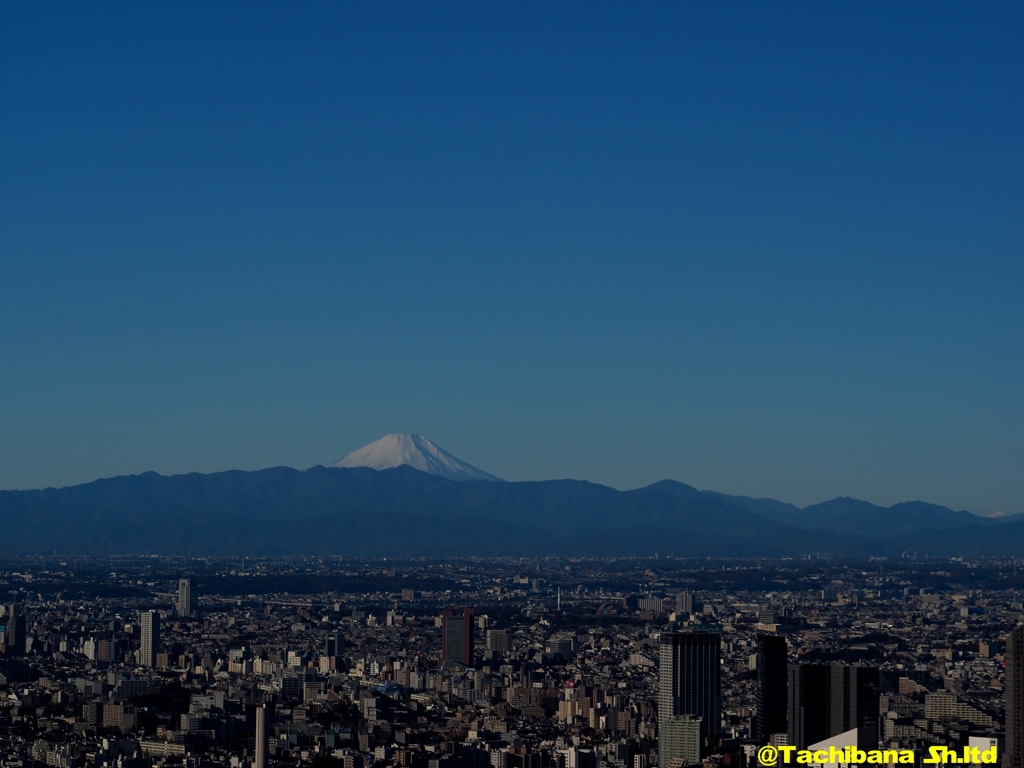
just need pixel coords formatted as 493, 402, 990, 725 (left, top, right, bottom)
1, 554, 1022, 768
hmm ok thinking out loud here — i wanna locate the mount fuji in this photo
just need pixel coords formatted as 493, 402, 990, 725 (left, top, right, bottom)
329, 433, 504, 483
0, 435, 1016, 556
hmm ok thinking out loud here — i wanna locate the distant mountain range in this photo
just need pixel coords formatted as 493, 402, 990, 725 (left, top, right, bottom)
0, 435, 1018, 557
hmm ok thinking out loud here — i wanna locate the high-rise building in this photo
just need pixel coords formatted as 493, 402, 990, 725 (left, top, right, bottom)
676, 592, 694, 616
638, 597, 665, 614
787, 664, 879, 749
2, 604, 26, 656
661, 714, 702, 768
442, 609, 473, 666
756, 635, 788, 743
177, 579, 192, 618
96, 637, 119, 663
139, 611, 160, 668
255, 704, 268, 768
486, 629, 512, 653
549, 637, 574, 662
659, 632, 721, 743
1006, 627, 1024, 768
325, 628, 344, 658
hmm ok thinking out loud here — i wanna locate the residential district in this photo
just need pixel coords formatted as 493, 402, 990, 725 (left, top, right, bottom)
0, 556, 1022, 768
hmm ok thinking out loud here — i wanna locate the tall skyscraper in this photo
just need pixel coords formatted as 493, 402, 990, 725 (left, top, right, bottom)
442, 608, 473, 666
756, 635, 788, 743
177, 579, 192, 618
1006, 627, 1024, 768
139, 611, 160, 668
659, 632, 721, 744
787, 664, 879, 749
3, 604, 26, 656
255, 704, 268, 768
676, 592, 694, 616
325, 628, 344, 658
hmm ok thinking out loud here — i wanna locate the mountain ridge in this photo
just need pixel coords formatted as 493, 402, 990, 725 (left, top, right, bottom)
0, 462, 1015, 557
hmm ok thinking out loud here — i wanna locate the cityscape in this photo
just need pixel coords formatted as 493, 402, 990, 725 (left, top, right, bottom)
1, 553, 1023, 767
4, 2, 1020, 768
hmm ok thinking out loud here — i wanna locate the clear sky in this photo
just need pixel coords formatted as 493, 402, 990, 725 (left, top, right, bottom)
2, 2, 1021, 513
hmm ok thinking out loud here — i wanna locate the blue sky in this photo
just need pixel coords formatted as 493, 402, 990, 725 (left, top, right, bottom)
2, 2, 1021, 513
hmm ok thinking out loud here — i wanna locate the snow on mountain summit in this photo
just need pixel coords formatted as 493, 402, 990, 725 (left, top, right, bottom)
329, 434, 504, 482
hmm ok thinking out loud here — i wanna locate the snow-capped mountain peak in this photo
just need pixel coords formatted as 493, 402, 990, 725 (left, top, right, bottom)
329, 434, 504, 482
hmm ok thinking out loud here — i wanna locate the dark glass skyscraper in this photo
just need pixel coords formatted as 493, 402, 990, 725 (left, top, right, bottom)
659, 632, 721, 741
787, 664, 879, 749
3, 604, 26, 656
756, 635, 788, 743
325, 628, 345, 658
442, 608, 473, 666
